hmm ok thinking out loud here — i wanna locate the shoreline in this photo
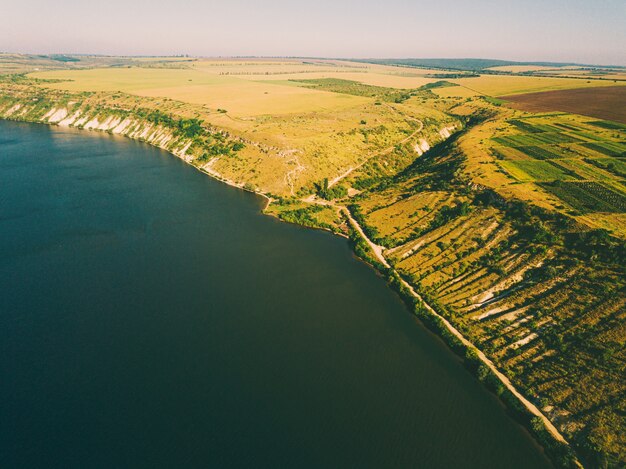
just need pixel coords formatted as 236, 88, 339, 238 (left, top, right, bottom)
0, 114, 583, 468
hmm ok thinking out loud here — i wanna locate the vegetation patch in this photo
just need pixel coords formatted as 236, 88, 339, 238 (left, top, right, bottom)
288, 78, 416, 102
493, 132, 581, 147
540, 181, 626, 213
585, 158, 626, 178
508, 119, 557, 133
500, 160, 574, 181
586, 120, 626, 131
419, 80, 459, 90
515, 145, 566, 160
583, 141, 626, 157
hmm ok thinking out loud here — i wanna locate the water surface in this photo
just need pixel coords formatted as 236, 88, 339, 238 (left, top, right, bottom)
0, 120, 552, 468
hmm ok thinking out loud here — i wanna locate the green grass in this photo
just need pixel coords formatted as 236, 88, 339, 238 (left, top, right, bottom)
419, 80, 459, 90
288, 78, 415, 102
594, 158, 626, 173
584, 158, 626, 179
587, 120, 626, 131
508, 119, 557, 133
553, 122, 584, 132
583, 142, 626, 157
493, 132, 582, 147
493, 135, 545, 146
515, 145, 566, 160
531, 132, 583, 144
569, 130, 604, 141
500, 160, 576, 181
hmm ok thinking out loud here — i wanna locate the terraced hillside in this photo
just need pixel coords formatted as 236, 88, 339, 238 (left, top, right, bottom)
336, 105, 626, 467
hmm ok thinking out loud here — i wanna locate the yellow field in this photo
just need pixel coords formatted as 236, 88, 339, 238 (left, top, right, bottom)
245, 71, 437, 89
30, 67, 369, 116
534, 69, 626, 81
27, 59, 451, 116
26, 58, 448, 117
487, 65, 575, 73
434, 74, 626, 97
30, 58, 625, 117
190, 58, 366, 75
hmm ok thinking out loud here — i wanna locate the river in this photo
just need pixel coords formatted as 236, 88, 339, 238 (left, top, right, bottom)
0, 120, 552, 468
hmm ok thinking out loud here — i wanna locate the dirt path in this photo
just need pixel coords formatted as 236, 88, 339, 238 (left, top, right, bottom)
340, 205, 390, 267
283, 150, 305, 195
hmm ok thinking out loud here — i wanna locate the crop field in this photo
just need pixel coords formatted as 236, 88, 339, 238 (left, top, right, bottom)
487, 65, 583, 73
249, 71, 439, 89
552, 159, 626, 195
532, 67, 626, 81
0, 53, 142, 74
593, 158, 626, 175
481, 110, 626, 234
29, 66, 371, 117
432, 74, 624, 98
514, 145, 567, 159
540, 181, 626, 213
504, 86, 626, 124
26, 58, 452, 114
587, 120, 626, 131
499, 160, 579, 182
582, 141, 626, 157
493, 132, 583, 146
506, 119, 561, 133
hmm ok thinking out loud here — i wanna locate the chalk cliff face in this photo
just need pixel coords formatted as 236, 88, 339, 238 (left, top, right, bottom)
0, 99, 197, 163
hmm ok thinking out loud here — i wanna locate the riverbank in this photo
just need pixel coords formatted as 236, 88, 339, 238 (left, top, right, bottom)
0, 103, 583, 468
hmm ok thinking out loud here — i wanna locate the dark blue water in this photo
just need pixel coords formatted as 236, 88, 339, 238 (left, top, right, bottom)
0, 120, 552, 468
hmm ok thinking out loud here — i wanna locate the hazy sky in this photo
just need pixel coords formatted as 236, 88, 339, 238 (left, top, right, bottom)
3, 0, 625, 65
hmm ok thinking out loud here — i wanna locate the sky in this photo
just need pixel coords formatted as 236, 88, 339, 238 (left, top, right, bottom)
2, 0, 626, 65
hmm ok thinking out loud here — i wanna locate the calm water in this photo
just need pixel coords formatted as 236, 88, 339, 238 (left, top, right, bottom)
0, 120, 552, 468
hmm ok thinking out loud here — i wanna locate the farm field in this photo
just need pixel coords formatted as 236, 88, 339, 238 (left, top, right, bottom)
498, 160, 578, 182
30, 58, 626, 117
484, 111, 626, 232
532, 68, 626, 81
250, 71, 439, 89
28, 66, 371, 117
487, 65, 580, 73
504, 86, 626, 124
433, 74, 626, 98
